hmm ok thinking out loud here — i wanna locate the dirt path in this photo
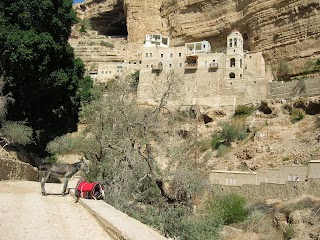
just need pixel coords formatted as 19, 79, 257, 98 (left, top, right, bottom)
0, 180, 113, 240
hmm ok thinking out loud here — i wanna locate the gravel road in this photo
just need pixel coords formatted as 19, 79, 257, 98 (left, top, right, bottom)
0, 180, 113, 240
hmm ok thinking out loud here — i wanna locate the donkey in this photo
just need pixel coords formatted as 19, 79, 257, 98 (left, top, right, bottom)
39, 158, 89, 196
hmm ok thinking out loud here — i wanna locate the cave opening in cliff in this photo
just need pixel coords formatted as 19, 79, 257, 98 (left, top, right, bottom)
90, 3, 128, 37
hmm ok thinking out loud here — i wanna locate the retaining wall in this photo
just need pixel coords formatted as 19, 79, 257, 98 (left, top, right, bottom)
210, 164, 311, 186
268, 76, 320, 99
0, 158, 39, 181
211, 179, 320, 202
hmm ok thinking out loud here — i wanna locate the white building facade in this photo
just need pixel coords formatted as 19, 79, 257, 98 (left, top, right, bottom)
137, 30, 270, 109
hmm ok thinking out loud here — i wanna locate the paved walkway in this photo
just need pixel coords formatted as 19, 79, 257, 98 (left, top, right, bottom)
0, 180, 112, 240
0, 179, 167, 240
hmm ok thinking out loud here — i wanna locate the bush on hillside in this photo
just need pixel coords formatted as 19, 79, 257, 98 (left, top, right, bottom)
211, 122, 247, 151
290, 108, 305, 123
100, 41, 114, 48
234, 104, 256, 116
206, 193, 248, 225
0, 121, 33, 146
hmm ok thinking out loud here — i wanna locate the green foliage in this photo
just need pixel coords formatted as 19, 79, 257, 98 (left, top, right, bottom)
315, 58, 320, 71
44, 154, 58, 163
211, 122, 247, 150
220, 122, 247, 144
284, 226, 295, 240
0, 121, 33, 145
162, 206, 222, 239
234, 104, 256, 117
129, 203, 222, 239
77, 75, 94, 104
0, 0, 91, 153
211, 134, 224, 150
100, 41, 114, 48
130, 70, 140, 90
206, 193, 248, 225
78, 18, 90, 33
216, 144, 228, 157
46, 134, 88, 155
174, 110, 196, 122
290, 108, 305, 123
192, 139, 211, 153
316, 114, 320, 128
282, 156, 291, 161
303, 60, 315, 75
276, 62, 291, 81
47, 79, 214, 238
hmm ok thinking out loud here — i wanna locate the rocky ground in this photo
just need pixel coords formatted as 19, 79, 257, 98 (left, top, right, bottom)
221, 195, 320, 240
192, 97, 320, 172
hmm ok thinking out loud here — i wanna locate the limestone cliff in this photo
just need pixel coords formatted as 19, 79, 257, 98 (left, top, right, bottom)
161, 0, 320, 73
73, 0, 320, 73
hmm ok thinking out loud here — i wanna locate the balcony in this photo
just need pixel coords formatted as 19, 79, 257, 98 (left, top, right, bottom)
185, 55, 198, 70
151, 63, 163, 72
185, 63, 198, 69
209, 63, 219, 69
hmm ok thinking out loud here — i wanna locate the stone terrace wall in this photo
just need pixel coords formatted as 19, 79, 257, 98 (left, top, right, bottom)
0, 158, 39, 181
268, 76, 320, 99
212, 179, 320, 202
210, 165, 309, 186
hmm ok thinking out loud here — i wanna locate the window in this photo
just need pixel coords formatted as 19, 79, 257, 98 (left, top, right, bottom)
102, 71, 104, 73
109, 71, 111, 74
169, 64, 172, 68
229, 39, 232, 47
229, 72, 235, 78
234, 38, 237, 47
170, 53, 173, 58
179, 53, 182, 57
139, 61, 142, 64
146, 53, 148, 57
161, 53, 163, 58
179, 63, 182, 67
150, 53, 152, 57
146, 65, 149, 68
240, 59, 243, 68
230, 58, 235, 67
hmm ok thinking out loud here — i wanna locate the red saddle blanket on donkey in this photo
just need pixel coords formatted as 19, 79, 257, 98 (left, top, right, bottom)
75, 180, 105, 200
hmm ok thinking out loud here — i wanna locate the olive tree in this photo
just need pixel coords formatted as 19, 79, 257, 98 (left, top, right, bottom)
47, 73, 209, 208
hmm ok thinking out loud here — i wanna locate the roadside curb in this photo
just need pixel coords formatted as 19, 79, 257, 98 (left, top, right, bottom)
68, 188, 167, 240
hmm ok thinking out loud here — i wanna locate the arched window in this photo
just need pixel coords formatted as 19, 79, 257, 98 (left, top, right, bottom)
229, 72, 235, 78
234, 38, 237, 47
240, 59, 243, 68
230, 58, 235, 67
229, 39, 232, 47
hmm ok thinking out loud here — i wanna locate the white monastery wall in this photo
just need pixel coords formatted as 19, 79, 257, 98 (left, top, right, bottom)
137, 31, 269, 109
210, 162, 316, 186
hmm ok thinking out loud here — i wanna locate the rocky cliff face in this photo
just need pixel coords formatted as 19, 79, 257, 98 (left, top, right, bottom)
73, 0, 320, 73
161, 0, 320, 73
